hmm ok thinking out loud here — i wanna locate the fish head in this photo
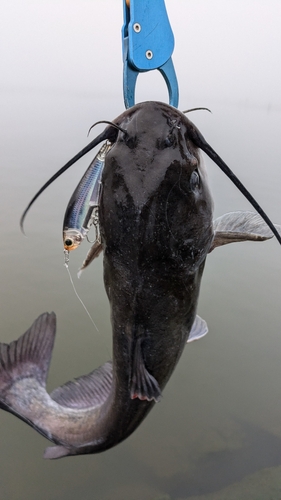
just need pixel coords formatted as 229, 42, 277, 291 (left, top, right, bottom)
101, 101, 214, 268
112, 100, 213, 200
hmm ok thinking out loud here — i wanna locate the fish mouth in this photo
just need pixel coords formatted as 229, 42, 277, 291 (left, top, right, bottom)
63, 229, 84, 251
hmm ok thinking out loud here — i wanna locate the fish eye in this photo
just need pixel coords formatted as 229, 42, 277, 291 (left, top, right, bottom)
157, 134, 175, 149
190, 170, 200, 191
164, 134, 175, 147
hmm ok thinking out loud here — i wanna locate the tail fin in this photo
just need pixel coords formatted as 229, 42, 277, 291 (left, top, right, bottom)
0, 312, 56, 407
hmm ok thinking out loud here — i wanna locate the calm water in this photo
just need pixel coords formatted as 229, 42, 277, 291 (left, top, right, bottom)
1, 86, 281, 499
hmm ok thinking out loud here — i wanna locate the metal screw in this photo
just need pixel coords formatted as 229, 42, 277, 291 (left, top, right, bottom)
146, 50, 153, 60
133, 23, 141, 33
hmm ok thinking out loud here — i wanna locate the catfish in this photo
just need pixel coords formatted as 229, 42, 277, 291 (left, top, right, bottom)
1, 101, 279, 459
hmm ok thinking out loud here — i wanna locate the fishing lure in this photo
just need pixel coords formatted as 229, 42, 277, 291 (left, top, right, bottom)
63, 140, 112, 254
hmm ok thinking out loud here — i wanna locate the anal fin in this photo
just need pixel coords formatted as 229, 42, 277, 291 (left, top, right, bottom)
50, 361, 112, 409
130, 338, 161, 403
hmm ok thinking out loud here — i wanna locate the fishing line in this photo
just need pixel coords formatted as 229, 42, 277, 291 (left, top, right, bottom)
64, 251, 100, 334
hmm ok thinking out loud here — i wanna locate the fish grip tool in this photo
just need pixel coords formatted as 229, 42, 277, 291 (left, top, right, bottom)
122, 0, 179, 108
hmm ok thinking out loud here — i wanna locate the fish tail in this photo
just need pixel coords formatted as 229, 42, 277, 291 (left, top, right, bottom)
0, 312, 56, 411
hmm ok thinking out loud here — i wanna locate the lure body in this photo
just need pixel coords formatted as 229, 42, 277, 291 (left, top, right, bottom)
63, 141, 112, 251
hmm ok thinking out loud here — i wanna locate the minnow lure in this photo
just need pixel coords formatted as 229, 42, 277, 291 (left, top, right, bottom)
63, 141, 112, 253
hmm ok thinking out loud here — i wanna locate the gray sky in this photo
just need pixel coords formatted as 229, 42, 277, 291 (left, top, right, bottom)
1, 0, 281, 108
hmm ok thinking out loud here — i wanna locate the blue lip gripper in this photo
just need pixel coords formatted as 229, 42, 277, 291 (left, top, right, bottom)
122, 0, 179, 109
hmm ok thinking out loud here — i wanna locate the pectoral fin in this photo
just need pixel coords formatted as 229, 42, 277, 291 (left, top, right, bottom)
210, 211, 281, 252
130, 338, 161, 403
187, 315, 208, 343
77, 240, 103, 278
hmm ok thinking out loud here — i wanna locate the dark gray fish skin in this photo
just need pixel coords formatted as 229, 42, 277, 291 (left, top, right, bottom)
90, 102, 215, 450
1, 102, 280, 459
100, 101, 214, 400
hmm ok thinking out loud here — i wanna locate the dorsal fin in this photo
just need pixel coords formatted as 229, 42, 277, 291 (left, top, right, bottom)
50, 361, 113, 409
0, 312, 56, 394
